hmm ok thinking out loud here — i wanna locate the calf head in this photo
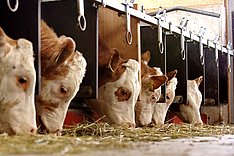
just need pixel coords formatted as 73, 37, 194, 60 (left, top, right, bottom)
0, 27, 37, 135
87, 38, 140, 127
100, 51, 140, 127
152, 70, 178, 125
180, 76, 203, 124
135, 51, 167, 126
36, 21, 86, 135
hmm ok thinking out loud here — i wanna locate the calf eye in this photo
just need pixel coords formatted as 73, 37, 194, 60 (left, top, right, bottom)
17, 76, 28, 91
115, 87, 131, 102
60, 86, 68, 94
19, 77, 27, 84
121, 90, 128, 95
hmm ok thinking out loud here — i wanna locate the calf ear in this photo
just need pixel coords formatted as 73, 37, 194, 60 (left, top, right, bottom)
108, 48, 121, 71
0, 27, 6, 45
148, 75, 167, 91
166, 70, 178, 82
55, 37, 76, 65
195, 76, 203, 86
141, 51, 151, 64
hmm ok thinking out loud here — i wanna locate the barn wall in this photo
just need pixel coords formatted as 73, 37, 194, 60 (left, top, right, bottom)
98, 7, 140, 60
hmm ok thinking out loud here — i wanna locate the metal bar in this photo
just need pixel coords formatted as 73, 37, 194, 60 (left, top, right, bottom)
93, 0, 233, 56
41, 0, 62, 2
148, 6, 220, 18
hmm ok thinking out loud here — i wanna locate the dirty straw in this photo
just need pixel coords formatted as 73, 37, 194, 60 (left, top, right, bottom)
0, 122, 234, 154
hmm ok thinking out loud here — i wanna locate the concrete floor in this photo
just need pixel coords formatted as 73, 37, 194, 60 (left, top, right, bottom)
75, 135, 234, 156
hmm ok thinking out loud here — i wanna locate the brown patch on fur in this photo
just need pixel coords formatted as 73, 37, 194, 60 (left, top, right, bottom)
40, 20, 77, 79
98, 37, 112, 67
115, 87, 131, 102
195, 76, 203, 86
141, 51, 151, 64
140, 60, 158, 79
98, 37, 127, 87
166, 70, 178, 85
0, 27, 17, 57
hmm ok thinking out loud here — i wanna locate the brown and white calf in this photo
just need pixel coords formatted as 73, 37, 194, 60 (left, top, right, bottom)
36, 20, 86, 135
152, 70, 178, 125
86, 37, 140, 127
135, 51, 167, 127
0, 27, 37, 135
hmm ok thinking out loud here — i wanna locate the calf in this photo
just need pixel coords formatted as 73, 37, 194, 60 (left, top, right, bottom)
168, 76, 203, 124
86, 37, 140, 127
135, 51, 167, 127
179, 76, 203, 124
152, 70, 178, 125
0, 27, 37, 135
36, 20, 86, 135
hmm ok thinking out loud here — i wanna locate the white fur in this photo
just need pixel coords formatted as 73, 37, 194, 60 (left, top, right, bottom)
180, 79, 203, 124
152, 77, 178, 125
0, 37, 37, 135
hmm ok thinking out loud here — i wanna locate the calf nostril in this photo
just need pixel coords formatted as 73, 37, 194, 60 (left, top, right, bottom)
30, 128, 37, 134
55, 129, 62, 136
127, 123, 135, 128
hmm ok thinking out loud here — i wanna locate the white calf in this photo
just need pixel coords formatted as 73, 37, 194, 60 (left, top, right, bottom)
180, 76, 203, 124
0, 27, 37, 135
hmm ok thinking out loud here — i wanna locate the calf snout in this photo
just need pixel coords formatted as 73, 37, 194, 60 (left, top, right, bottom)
121, 122, 135, 128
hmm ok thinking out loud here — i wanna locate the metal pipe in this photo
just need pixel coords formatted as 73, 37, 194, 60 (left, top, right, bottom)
148, 6, 220, 18
93, 0, 232, 56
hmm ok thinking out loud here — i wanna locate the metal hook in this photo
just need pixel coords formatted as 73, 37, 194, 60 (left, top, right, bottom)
189, 31, 193, 41
180, 31, 185, 60
181, 49, 185, 60
125, 2, 132, 45
77, 0, 87, 31
77, 14, 87, 31
215, 46, 219, 67
168, 22, 172, 34
159, 42, 164, 54
207, 39, 210, 49
126, 30, 132, 45
158, 24, 163, 54
198, 27, 206, 66
199, 38, 204, 65
7, 0, 19, 12
220, 46, 224, 55
179, 17, 188, 31
200, 55, 204, 65
213, 35, 219, 68
101, 0, 106, 7
227, 42, 232, 73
